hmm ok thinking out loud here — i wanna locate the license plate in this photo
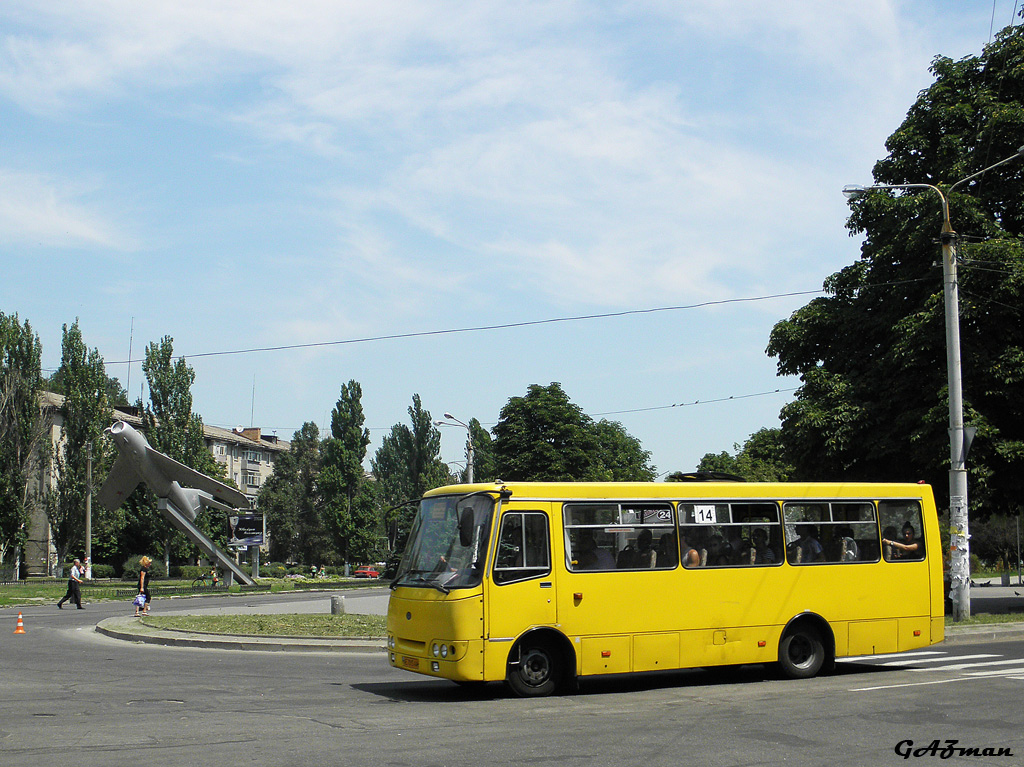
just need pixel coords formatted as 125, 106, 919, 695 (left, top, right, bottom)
402, 656, 420, 669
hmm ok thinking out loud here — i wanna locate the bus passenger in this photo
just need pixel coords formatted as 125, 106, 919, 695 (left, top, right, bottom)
706, 534, 730, 566
751, 528, 776, 564
883, 522, 922, 559
835, 526, 859, 561
575, 530, 615, 570
789, 525, 824, 564
636, 529, 657, 568
679, 532, 701, 568
881, 526, 898, 561
658, 532, 678, 567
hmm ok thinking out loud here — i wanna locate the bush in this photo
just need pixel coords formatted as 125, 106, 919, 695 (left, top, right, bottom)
261, 563, 288, 579
122, 555, 166, 581
90, 564, 115, 579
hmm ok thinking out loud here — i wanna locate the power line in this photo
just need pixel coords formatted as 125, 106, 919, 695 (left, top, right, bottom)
226, 385, 801, 437
104, 288, 827, 366
591, 387, 799, 417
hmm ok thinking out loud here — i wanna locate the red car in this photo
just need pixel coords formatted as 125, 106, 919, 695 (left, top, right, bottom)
353, 566, 379, 578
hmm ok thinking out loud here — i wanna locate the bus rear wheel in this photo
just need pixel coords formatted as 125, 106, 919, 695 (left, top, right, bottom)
506, 639, 561, 697
778, 626, 825, 679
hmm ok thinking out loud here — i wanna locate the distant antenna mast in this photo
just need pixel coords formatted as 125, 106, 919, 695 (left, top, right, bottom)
250, 375, 256, 427
126, 317, 134, 399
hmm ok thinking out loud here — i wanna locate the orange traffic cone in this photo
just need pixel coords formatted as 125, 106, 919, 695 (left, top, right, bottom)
13, 612, 25, 634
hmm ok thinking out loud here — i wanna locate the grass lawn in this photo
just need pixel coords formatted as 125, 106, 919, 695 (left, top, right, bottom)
945, 611, 1024, 626
141, 613, 386, 637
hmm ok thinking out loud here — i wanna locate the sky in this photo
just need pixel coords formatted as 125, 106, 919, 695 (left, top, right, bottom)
1, 1, 1019, 478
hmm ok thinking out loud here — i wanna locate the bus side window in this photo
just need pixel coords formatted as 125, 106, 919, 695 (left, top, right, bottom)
494, 512, 551, 584
879, 501, 925, 562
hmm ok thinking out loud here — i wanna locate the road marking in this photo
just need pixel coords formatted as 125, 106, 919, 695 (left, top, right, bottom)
838, 650, 946, 663
880, 653, 999, 666
849, 677, 963, 692
961, 664, 1024, 677
847, 650, 1024, 690
912, 658, 1024, 672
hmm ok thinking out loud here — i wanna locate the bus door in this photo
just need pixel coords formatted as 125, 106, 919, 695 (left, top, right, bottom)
487, 509, 556, 639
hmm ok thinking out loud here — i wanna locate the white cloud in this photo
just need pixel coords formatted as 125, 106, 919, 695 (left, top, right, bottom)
0, 169, 131, 250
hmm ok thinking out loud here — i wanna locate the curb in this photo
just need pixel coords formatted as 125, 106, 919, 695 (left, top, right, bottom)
95, 616, 386, 653
943, 622, 1024, 645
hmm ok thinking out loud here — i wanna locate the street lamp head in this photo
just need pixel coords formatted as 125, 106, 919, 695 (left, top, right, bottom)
443, 413, 454, 420
842, 184, 868, 200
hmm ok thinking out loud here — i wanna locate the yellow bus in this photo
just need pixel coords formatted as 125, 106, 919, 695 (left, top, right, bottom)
386, 480, 943, 696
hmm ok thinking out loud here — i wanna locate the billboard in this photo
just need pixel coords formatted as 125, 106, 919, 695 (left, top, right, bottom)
227, 514, 265, 547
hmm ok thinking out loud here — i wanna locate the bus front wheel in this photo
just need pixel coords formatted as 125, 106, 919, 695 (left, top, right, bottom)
506, 639, 561, 697
778, 626, 825, 679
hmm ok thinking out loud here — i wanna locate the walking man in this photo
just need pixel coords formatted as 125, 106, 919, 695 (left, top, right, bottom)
57, 558, 85, 610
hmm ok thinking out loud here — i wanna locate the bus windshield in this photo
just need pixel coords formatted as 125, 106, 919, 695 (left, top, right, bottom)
392, 493, 495, 593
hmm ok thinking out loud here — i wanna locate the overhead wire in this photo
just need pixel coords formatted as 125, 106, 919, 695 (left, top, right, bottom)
104, 288, 828, 366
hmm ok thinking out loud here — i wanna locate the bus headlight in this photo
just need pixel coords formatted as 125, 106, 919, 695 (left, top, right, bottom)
440, 644, 449, 658
432, 643, 440, 657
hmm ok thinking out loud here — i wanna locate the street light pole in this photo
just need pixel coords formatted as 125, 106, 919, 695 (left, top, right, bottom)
843, 144, 1024, 621
435, 413, 474, 484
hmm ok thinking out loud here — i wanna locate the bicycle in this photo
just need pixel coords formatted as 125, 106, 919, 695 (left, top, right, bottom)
190, 571, 221, 590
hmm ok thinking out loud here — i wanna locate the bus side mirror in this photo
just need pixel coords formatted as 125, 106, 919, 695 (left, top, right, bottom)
459, 508, 475, 547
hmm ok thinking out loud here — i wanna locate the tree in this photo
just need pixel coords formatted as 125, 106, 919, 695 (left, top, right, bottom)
122, 337, 223, 569
463, 417, 495, 483
492, 382, 655, 481
258, 422, 321, 563
970, 512, 1021, 571
372, 394, 449, 557
590, 419, 656, 481
767, 24, 1024, 516
45, 321, 115, 567
692, 428, 793, 481
0, 313, 44, 573
320, 380, 379, 565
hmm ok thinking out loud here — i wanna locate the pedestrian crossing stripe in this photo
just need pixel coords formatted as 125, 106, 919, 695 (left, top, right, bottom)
838, 650, 945, 662
881, 653, 999, 666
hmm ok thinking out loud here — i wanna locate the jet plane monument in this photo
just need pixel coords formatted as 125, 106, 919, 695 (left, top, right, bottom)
98, 420, 255, 585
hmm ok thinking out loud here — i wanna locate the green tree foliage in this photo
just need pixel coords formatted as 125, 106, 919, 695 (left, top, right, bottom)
320, 380, 380, 564
45, 356, 127, 406
372, 394, 450, 556
122, 337, 223, 566
492, 382, 655, 481
767, 25, 1024, 514
692, 428, 793, 481
0, 313, 44, 568
463, 417, 495, 483
970, 512, 1021, 570
258, 422, 322, 563
45, 321, 115, 565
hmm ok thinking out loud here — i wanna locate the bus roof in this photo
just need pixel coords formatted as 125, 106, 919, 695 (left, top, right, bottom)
422, 480, 934, 502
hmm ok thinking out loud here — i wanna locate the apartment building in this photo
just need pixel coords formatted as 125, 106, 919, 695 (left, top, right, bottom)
21, 393, 289, 577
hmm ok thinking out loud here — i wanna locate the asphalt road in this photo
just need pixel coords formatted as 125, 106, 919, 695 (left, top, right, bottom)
2, 590, 1022, 767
